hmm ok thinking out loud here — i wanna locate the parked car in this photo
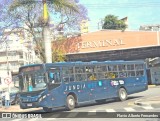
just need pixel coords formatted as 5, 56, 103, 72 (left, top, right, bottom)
10, 92, 20, 105
1, 87, 19, 105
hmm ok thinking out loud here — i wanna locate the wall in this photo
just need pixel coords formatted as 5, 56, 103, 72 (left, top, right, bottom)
150, 67, 160, 85
62, 30, 160, 54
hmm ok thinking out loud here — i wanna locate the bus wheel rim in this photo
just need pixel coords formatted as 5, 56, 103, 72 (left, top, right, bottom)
68, 98, 74, 106
121, 91, 126, 99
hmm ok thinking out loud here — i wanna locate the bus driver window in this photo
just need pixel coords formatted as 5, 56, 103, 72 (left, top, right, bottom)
49, 72, 55, 84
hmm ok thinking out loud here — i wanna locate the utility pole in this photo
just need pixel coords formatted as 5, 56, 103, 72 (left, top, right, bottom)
43, 0, 52, 63
5, 40, 10, 92
5, 40, 9, 75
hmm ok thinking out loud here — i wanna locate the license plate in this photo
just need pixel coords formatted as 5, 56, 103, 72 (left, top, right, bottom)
27, 103, 32, 106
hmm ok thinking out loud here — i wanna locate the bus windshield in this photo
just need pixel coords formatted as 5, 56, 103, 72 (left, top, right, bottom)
19, 66, 47, 92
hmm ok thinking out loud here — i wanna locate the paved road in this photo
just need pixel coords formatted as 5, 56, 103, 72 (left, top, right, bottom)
28, 86, 160, 113
1, 86, 160, 121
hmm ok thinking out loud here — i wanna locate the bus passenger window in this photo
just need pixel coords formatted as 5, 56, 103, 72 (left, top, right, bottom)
97, 73, 105, 79
63, 76, 70, 83
135, 64, 143, 70
119, 72, 127, 77
70, 75, 74, 82
108, 65, 117, 71
127, 65, 134, 70
128, 71, 135, 77
88, 73, 97, 81
97, 66, 107, 72
118, 65, 126, 71
105, 72, 116, 79
136, 70, 144, 76
76, 74, 87, 82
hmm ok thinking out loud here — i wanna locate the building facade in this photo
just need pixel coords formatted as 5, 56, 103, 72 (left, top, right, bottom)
59, 30, 160, 61
53, 30, 160, 84
0, 29, 42, 90
139, 24, 160, 31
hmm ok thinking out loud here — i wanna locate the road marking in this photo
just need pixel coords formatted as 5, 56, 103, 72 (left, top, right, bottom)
105, 109, 116, 112
66, 112, 79, 118
124, 107, 136, 112
11, 119, 22, 121
54, 113, 62, 118
28, 118, 39, 121
46, 118, 57, 120
128, 102, 135, 106
88, 110, 96, 112
88, 110, 96, 115
142, 106, 154, 110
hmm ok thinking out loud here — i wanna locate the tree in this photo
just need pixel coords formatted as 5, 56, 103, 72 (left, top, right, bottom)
52, 39, 66, 63
102, 15, 127, 31
7, 0, 88, 62
0, 0, 20, 42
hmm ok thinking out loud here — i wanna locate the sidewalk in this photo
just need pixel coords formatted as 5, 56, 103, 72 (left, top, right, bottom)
0, 105, 42, 112
134, 85, 160, 106
134, 96, 160, 107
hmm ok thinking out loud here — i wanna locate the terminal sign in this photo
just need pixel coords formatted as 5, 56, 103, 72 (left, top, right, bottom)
77, 39, 126, 49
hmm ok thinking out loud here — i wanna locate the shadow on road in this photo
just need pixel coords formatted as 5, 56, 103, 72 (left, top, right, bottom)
27, 96, 144, 113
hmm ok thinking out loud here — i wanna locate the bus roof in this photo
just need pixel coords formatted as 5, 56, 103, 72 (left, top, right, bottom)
19, 60, 145, 69
44, 60, 145, 67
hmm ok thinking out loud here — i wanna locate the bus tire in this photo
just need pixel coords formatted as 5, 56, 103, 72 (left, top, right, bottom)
118, 88, 127, 101
66, 95, 75, 110
43, 107, 52, 112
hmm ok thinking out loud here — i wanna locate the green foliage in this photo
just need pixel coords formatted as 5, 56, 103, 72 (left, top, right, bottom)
52, 49, 66, 62
8, 0, 86, 63
52, 37, 66, 62
102, 15, 127, 30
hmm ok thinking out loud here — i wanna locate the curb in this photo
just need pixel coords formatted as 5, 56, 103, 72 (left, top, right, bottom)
148, 85, 156, 88
0, 105, 42, 112
134, 99, 151, 106
134, 102, 150, 106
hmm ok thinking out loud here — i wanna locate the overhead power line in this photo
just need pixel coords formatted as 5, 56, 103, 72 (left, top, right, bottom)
83, 2, 160, 8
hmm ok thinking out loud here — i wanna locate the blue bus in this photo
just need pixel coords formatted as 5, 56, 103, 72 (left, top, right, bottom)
16, 60, 148, 112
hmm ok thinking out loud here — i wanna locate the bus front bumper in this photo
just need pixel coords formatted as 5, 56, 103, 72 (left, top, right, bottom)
20, 102, 40, 109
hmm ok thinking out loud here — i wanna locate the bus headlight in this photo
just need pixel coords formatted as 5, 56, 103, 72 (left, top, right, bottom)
38, 95, 46, 102
39, 97, 43, 102
42, 95, 46, 99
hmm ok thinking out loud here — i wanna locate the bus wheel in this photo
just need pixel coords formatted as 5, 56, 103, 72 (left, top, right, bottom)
66, 95, 75, 110
118, 88, 127, 101
43, 107, 52, 112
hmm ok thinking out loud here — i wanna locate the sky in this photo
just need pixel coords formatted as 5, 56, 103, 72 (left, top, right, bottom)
79, 0, 160, 32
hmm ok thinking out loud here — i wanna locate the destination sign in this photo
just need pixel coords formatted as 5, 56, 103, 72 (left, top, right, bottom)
20, 65, 42, 72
